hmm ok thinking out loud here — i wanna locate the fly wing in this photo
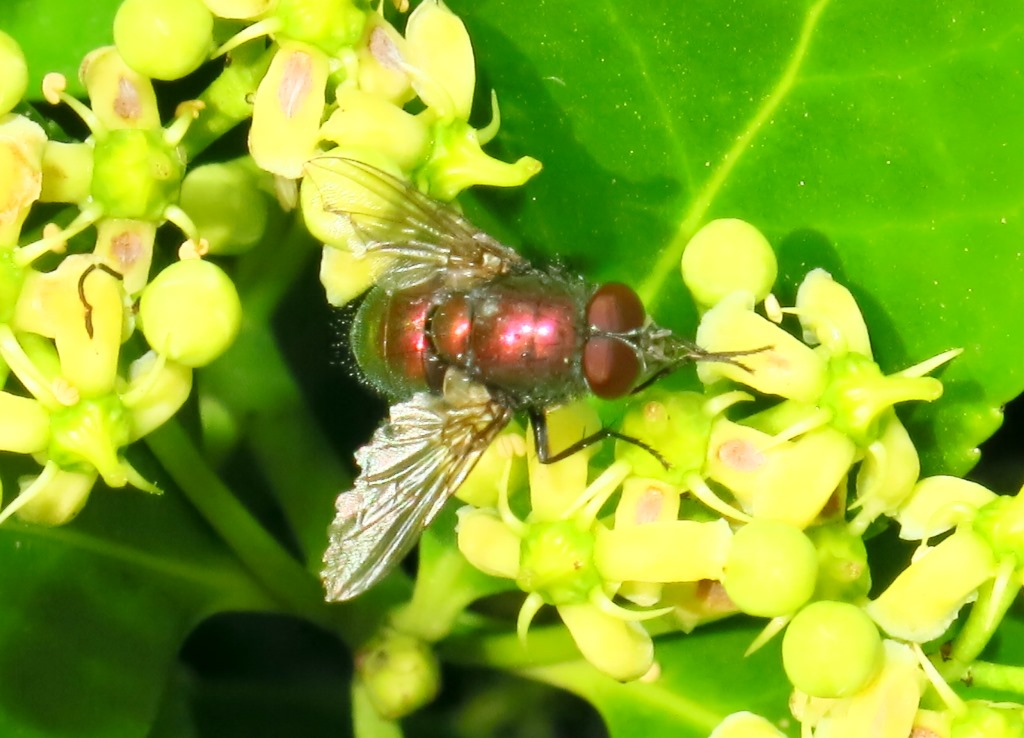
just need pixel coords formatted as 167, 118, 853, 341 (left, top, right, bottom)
303, 156, 525, 293
321, 388, 513, 601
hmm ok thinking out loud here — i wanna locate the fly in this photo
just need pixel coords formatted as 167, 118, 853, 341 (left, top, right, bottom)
317, 158, 756, 601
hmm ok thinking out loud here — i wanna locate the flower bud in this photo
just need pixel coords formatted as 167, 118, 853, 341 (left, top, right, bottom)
707, 419, 855, 528
320, 89, 431, 172
40, 142, 94, 204
456, 506, 520, 578
94, 219, 157, 295
803, 640, 922, 738
682, 219, 777, 308
595, 518, 732, 583
405, 0, 475, 120
139, 258, 241, 366
527, 402, 601, 520
696, 292, 827, 402
0, 114, 46, 245
896, 476, 996, 541
0, 31, 28, 116
114, 0, 214, 80
850, 412, 920, 534
557, 601, 654, 682
123, 351, 193, 439
0, 391, 49, 454
179, 159, 269, 256
356, 631, 440, 719
319, 247, 381, 306
805, 524, 871, 603
249, 43, 329, 178
795, 269, 872, 357
14, 468, 97, 525
709, 712, 788, 738
274, 0, 366, 56
356, 17, 414, 105
80, 47, 161, 130
723, 519, 818, 617
454, 423, 526, 508
865, 528, 996, 641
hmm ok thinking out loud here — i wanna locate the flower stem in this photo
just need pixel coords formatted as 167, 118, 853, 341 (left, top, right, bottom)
962, 660, 1024, 696
145, 419, 331, 625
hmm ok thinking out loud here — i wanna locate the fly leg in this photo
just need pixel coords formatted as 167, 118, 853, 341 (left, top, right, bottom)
527, 408, 670, 469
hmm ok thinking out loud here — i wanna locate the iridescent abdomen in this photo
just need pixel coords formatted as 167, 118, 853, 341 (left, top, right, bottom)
352, 273, 589, 406
442, 274, 586, 404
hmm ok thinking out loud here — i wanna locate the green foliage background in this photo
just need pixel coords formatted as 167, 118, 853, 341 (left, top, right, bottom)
2, 0, 1024, 736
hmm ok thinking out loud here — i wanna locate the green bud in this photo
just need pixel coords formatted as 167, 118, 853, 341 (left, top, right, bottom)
795, 269, 872, 357
139, 258, 241, 366
204, 0, 271, 19
614, 390, 712, 483
275, 0, 367, 56
14, 468, 97, 525
517, 520, 601, 605
681, 219, 777, 308
179, 159, 269, 255
0, 31, 28, 115
356, 631, 440, 719
805, 524, 871, 603
558, 601, 654, 681
723, 519, 818, 617
80, 47, 161, 130
49, 395, 132, 487
782, 601, 883, 698
709, 712, 788, 738
92, 128, 185, 220
114, 0, 214, 80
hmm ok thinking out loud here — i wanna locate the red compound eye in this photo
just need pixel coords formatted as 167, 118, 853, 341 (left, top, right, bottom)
586, 282, 646, 333
583, 336, 640, 399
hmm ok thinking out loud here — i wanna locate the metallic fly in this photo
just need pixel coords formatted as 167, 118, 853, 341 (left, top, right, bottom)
318, 159, 750, 601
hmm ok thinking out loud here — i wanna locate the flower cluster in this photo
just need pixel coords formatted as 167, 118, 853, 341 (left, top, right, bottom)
452, 217, 1024, 735
0, 0, 535, 527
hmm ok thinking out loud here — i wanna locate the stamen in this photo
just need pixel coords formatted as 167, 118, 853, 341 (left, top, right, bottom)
589, 587, 673, 621
516, 592, 545, 642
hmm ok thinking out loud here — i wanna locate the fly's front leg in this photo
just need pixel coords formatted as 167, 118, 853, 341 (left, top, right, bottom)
527, 408, 670, 469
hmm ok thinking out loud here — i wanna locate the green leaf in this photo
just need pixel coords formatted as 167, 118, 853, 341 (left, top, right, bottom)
456, 0, 1024, 476
2, 0, 120, 98
0, 472, 273, 737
